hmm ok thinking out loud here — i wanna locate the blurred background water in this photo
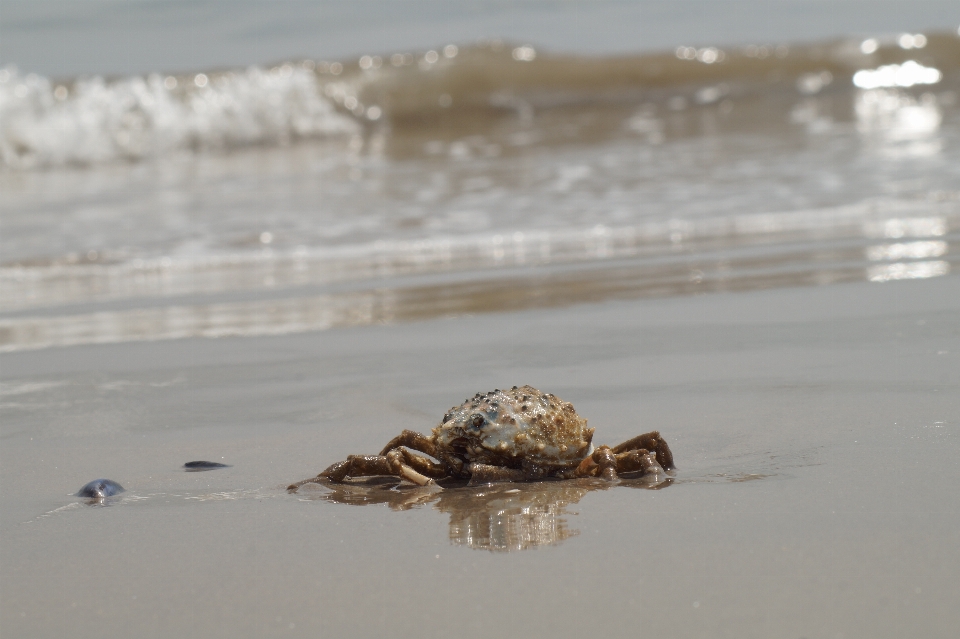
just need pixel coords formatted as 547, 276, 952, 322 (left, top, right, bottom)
1, 0, 958, 350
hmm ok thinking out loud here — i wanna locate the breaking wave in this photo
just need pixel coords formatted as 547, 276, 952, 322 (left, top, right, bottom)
0, 64, 359, 168
2, 30, 958, 169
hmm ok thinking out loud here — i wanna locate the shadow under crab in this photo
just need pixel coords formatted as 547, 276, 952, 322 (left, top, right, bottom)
288, 386, 674, 492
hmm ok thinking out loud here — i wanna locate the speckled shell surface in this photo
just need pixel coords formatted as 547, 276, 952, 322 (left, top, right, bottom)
432, 386, 594, 469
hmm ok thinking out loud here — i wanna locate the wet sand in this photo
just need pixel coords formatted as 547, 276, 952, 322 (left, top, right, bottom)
1, 275, 958, 638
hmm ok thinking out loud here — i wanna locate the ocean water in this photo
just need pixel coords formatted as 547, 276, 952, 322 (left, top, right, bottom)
1, 2, 959, 350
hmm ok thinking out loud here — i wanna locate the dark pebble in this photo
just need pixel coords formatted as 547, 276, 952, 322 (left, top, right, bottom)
76, 479, 125, 499
184, 461, 230, 472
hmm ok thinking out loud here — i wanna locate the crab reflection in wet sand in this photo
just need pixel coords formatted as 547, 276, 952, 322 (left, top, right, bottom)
301, 476, 672, 552
288, 386, 674, 491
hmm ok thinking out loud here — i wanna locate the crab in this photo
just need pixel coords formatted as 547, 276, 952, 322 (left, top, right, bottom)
288, 386, 674, 492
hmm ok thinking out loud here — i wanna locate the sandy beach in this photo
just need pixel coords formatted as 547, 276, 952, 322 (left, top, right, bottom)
3, 3, 959, 636
2, 274, 957, 638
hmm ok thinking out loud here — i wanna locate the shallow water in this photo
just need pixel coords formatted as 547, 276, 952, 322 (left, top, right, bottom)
3, 17, 959, 353
2, 45, 958, 349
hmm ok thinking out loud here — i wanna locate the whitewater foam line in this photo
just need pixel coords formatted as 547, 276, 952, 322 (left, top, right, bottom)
1, 202, 953, 313
0, 64, 359, 169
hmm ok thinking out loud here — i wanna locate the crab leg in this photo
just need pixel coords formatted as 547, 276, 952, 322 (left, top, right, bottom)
575, 446, 615, 480
286, 454, 390, 491
574, 446, 666, 481
576, 446, 620, 481
378, 430, 438, 458
613, 449, 665, 477
610, 431, 675, 470
287, 448, 445, 492
396, 448, 449, 479
289, 428, 453, 492
320, 455, 390, 481
384, 450, 435, 486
